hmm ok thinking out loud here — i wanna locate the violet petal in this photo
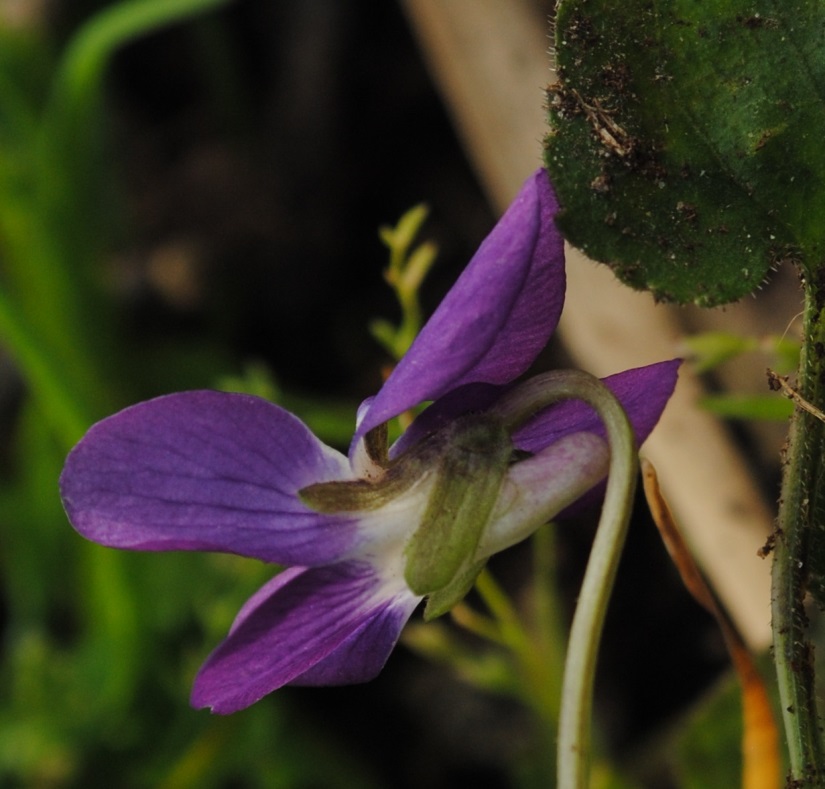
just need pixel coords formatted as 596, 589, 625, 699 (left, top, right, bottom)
388, 382, 503, 458
513, 359, 681, 453
191, 562, 415, 713
478, 431, 610, 558
289, 593, 419, 686
356, 169, 564, 440
60, 391, 359, 566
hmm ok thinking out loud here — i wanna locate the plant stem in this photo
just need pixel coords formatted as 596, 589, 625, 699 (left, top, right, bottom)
492, 371, 638, 788
773, 285, 825, 785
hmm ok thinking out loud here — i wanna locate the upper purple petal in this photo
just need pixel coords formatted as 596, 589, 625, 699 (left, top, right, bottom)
191, 562, 418, 713
512, 359, 681, 453
59, 391, 359, 566
392, 360, 679, 468
356, 169, 564, 440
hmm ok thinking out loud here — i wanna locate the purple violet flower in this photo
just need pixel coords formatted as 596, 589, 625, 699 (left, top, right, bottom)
59, 169, 679, 714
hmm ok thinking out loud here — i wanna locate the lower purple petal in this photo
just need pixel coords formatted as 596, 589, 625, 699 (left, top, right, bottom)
290, 595, 419, 686
191, 562, 416, 714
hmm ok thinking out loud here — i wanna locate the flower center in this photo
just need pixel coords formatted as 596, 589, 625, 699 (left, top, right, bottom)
299, 413, 515, 618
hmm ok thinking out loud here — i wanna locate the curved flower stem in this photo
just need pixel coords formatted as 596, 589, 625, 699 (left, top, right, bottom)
492, 371, 638, 789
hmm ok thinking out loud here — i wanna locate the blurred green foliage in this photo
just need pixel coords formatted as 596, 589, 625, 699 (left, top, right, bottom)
0, 2, 367, 786
684, 329, 800, 421
672, 675, 744, 789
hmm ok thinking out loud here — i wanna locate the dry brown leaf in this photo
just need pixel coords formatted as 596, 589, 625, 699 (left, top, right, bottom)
641, 459, 779, 789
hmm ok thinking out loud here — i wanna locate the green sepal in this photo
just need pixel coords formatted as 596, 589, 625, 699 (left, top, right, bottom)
299, 423, 403, 512
299, 462, 422, 513
404, 415, 512, 596
423, 558, 487, 621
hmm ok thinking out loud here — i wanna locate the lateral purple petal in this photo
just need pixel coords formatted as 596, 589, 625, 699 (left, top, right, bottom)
512, 359, 681, 453
191, 563, 415, 713
356, 169, 564, 439
60, 391, 359, 566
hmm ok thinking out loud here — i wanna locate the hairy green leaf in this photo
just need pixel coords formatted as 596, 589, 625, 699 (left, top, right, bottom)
546, 0, 825, 305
